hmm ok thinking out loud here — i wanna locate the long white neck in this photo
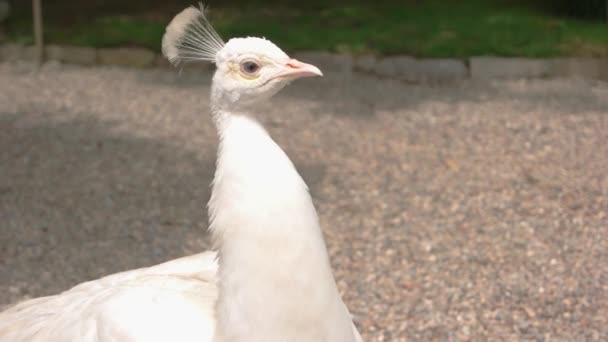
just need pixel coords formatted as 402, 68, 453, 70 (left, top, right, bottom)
208, 95, 357, 341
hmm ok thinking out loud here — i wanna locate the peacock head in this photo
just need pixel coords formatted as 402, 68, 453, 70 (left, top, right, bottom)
162, 4, 322, 108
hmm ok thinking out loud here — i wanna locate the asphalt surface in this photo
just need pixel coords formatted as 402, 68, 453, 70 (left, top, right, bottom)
1, 61, 607, 341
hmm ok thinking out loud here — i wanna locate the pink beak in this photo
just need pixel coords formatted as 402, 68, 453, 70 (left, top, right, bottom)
276, 59, 323, 79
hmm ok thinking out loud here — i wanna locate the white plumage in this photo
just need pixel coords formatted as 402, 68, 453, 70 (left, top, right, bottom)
0, 4, 362, 342
0, 252, 218, 341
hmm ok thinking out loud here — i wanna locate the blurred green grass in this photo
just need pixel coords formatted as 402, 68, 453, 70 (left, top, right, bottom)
6, 0, 608, 57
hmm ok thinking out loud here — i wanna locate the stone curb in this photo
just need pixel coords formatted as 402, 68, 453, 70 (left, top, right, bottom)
45, 44, 96, 65
98, 47, 155, 68
1, 43, 608, 81
355, 55, 468, 83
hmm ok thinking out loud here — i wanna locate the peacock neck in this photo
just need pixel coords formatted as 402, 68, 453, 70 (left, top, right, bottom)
210, 82, 255, 133
210, 105, 230, 134
207, 107, 352, 341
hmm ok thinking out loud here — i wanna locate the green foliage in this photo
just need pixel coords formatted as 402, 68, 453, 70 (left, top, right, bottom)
5, 0, 608, 57
6, 15, 165, 49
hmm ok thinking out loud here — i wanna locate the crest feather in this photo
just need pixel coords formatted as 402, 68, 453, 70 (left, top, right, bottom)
162, 4, 225, 65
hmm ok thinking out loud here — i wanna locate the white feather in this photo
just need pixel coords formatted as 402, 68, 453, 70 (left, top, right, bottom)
0, 252, 218, 341
161, 3, 225, 65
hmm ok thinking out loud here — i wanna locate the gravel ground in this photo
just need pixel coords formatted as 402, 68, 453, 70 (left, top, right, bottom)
1, 61, 607, 341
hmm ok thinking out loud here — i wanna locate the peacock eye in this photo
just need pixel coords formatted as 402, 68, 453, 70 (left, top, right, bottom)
240, 60, 261, 76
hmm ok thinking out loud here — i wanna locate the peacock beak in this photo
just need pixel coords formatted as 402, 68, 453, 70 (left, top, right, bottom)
276, 59, 323, 79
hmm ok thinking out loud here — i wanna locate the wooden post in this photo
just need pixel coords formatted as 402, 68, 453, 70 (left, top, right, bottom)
32, 0, 43, 65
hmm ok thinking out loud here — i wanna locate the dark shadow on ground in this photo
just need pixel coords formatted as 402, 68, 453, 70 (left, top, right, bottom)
0, 112, 215, 300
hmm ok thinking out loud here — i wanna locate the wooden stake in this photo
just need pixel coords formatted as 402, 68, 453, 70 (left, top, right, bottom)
32, 0, 43, 65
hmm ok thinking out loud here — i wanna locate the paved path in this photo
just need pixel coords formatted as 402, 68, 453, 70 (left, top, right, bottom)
1, 61, 607, 341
